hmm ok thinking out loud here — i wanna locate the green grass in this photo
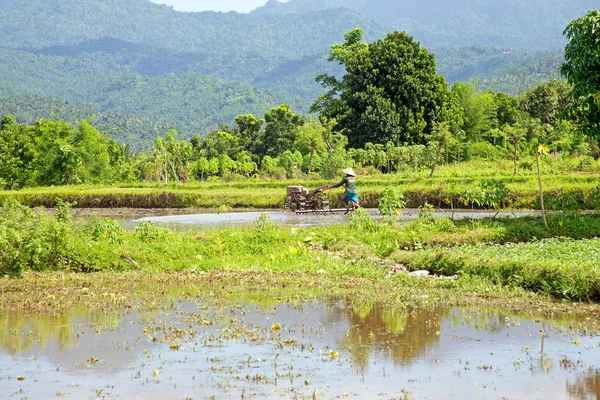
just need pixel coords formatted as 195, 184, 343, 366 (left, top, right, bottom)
394, 239, 600, 301
2, 200, 600, 303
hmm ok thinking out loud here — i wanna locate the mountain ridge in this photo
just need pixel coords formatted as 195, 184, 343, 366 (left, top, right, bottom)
252, 0, 598, 50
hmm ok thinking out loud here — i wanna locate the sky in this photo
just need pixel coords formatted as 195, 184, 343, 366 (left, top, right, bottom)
150, 0, 285, 13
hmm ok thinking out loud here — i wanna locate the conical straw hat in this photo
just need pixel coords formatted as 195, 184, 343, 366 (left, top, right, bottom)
342, 168, 356, 176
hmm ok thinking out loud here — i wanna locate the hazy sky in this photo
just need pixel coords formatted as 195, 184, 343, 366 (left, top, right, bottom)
150, 0, 283, 13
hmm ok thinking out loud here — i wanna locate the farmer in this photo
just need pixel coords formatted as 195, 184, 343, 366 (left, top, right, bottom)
325, 168, 359, 210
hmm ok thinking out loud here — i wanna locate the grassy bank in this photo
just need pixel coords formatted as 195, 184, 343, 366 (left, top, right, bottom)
394, 239, 600, 301
2, 200, 600, 303
1, 161, 599, 209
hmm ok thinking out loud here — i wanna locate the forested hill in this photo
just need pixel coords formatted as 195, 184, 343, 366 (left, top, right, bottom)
253, 0, 598, 50
0, 0, 385, 145
0, 0, 569, 147
1, 0, 385, 54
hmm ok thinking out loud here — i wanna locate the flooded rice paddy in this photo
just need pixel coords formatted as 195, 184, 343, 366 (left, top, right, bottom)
117, 209, 537, 232
1, 298, 598, 399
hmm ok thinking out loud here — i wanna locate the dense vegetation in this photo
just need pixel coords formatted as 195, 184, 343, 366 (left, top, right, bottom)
1, 7, 600, 319
0, 0, 579, 146
0, 21, 593, 197
0, 9, 597, 214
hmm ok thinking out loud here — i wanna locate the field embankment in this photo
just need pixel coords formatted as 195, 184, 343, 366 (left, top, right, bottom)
1, 161, 599, 210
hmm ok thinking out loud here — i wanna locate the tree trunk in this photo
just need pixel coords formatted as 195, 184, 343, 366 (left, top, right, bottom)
163, 159, 169, 185
429, 142, 442, 178
513, 139, 518, 176
535, 151, 549, 229
308, 149, 314, 175
170, 159, 180, 183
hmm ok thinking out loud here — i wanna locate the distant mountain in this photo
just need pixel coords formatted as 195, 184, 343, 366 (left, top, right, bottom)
0, 0, 572, 147
253, 0, 598, 50
2, 0, 385, 55
434, 47, 563, 94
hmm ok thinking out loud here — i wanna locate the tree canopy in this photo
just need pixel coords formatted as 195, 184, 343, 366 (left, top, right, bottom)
560, 10, 600, 141
313, 29, 447, 147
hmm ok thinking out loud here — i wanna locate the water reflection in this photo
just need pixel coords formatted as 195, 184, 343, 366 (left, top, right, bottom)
0, 298, 598, 399
567, 371, 600, 400
0, 310, 123, 354
343, 302, 447, 368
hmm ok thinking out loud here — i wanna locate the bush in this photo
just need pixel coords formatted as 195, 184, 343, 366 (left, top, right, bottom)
0, 200, 73, 276
91, 218, 125, 244
349, 208, 375, 232
135, 221, 171, 242
467, 142, 507, 161
378, 188, 406, 218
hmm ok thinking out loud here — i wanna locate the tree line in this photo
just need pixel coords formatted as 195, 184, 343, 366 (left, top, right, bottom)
1, 11, 598, 190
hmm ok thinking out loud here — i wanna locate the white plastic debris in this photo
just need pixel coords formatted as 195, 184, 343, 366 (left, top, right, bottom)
408, 270, 430, 277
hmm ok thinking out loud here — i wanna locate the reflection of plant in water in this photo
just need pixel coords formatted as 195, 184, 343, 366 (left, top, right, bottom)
448, 310, 506, 333
0, 310, 123, 354
342, 302, 451, 369
381, 308, 409, 335
352, 302, 374, 320
566, 370, 600, 400
448, 308, 593, 335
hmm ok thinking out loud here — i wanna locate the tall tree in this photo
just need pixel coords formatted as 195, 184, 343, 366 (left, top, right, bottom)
559, 10, 600, 141
263, 105, 304, 157
295, 119, 327, 174
519, 78, 571, 129
234, 114, 264, 157
452, 82, 496, 142
0, 116, 35, 189
33, 120, 112, 186
313, 29, 447, 148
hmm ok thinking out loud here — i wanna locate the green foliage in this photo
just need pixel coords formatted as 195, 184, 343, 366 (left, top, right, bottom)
263, 105, 304, 157
0, 115, 35, 189
316, 29, 447, 147
519, 78, 571, 127
0, 0, 589, 153
28, 120, 114, 186
406, 203, 455, 234
560, 10, 600, 141
253, 213, 274, 232
542, 186, 600, 213
349, 208, 376, 232
0, 200, 73, 276
452, 83, 497, 142
55, 200, 74, 224
91, 218, 125, 245
134, 221, 170, 242
462, 180, 509, 209
400, 238, 600, 301
378, 188, 406, 218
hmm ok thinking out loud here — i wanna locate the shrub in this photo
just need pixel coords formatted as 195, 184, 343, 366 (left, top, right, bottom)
378, 188, 406, 218
91, 218, 125, 245
134, 221, 171, 242
349, 208, 375, 232
0, 200, 73, 276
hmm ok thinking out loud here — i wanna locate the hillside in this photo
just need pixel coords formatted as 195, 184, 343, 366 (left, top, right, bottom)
0, 47, 305, 146
2, 1, 385, 56
0, 0, 573, 147
253, 0, 598, 50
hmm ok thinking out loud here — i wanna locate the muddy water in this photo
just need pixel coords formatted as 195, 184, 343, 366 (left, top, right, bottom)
118, 209, 536, 232
1, 299, 598, 399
